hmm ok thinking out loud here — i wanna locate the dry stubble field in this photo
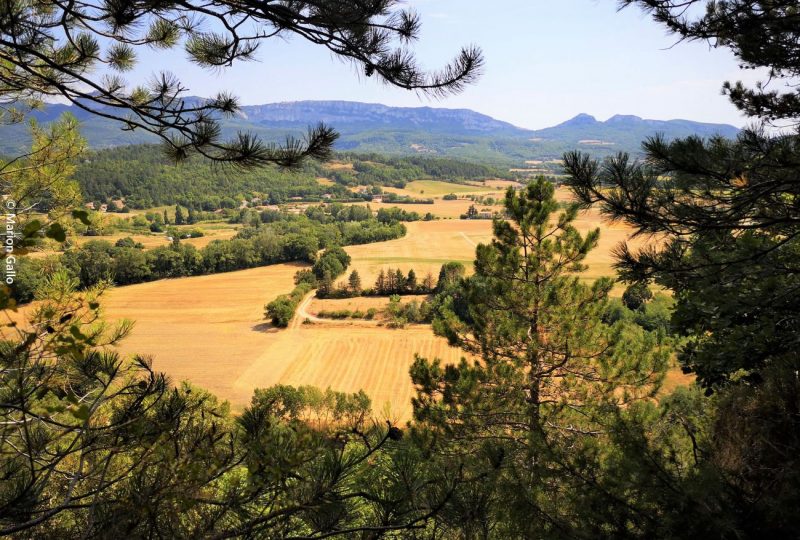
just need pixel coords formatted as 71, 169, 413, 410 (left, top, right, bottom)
92, 189, 661, 420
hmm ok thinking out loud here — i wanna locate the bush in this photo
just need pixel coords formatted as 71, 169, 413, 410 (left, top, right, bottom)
365, 308, 378, 320
317, 309, 352, 319
265, 282, 312, 327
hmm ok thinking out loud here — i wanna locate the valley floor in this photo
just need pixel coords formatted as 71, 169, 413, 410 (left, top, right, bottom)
95, 191, 664, 421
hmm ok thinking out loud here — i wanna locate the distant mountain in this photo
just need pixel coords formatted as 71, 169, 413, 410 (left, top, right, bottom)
0, 100, 740, 165
236, 100, 526, 136
532, 113, 740, 144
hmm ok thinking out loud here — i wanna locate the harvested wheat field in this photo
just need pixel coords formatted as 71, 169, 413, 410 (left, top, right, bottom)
99, 261, 462, 421
71, 226, 240, 250
181, 227, 240, 248
349, 198, 503, 219
229, 324, 464, 422
480, 179, 523, 190
340, 199, 648, 292
73, 233, 168, 249
340, 220, 492, 286
102, 263, 304, 402
83, 190, 660, 421
395, 180, 498, 196
307, 295, 431, 319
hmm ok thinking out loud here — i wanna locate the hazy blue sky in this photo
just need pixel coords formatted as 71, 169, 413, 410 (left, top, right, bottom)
128, 1, 757, 129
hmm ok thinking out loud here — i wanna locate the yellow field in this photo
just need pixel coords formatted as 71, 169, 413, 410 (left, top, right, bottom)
230, 325, 463, 421
97, 266, 461, 421
55, 188, 664, 422
73, 233, 167, 249
349, 199, 502, 219
340, 194, 643, 291
481, 179, 523, 190
340, 220, 490, 287
401, 180, 497, 196
181, 227, 239, 248
308, 295, 431, 319
102, 263, 304, 403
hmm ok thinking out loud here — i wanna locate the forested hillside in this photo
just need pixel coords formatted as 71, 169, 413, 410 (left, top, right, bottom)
75, 145, 512, 208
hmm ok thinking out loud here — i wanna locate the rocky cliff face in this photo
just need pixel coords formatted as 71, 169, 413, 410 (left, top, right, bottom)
237, 100, 528, 135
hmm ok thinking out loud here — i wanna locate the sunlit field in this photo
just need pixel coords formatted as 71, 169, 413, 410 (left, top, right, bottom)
88, 189, 665, 419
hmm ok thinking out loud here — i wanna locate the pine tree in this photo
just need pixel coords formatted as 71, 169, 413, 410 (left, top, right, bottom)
163, 209, 170, 225
187, 207, 196, 224
566, 4, 800, 534
348, 270, 362, 294
395, 269, 406, 294
375, 269, 387, 295
385, 269, 396, 294
175, 205, 184, 225
412, 178, 668, 537
406, 269, 417, 292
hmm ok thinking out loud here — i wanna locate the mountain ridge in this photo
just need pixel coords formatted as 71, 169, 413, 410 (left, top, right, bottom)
1, 100, 741, 164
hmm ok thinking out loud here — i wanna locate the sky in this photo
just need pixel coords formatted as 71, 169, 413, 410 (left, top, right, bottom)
126, 0, 758, 130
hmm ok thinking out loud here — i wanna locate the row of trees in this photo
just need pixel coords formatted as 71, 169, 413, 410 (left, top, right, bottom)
316, 266, 443, 299
376, 207, 434, 223
11, 212, 405, 303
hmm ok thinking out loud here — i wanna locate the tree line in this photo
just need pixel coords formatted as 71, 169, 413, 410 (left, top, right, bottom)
76, 144, 511, 210
10, 210, 405, 303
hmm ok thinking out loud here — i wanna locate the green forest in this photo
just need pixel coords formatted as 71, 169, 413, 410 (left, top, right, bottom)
3, 1, 800, 539
75, 144, 511, 209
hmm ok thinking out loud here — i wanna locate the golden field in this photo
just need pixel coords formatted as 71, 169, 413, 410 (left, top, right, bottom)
307, 295, 431, 317
391, 179, 501, 196
98, 265, 462, 421
100, 263, 304, 403
12, 189, 666, 421
359, 198, 502, 219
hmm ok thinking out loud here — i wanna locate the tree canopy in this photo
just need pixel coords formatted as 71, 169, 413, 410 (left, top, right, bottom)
0, 0, 482, 165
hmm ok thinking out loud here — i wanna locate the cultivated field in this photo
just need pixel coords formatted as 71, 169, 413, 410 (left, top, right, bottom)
340, 220, 491, 286
399, 180, 497, 196
75, 188, 663, 420
99, 267, 461, 421
230, 325, 464, 421
101, 263, 304, 403
349, 199, 502, 219
341, 193, 643, 290
307, 295, 431, 316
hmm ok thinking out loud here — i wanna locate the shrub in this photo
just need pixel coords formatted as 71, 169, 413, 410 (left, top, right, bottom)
265, 282, 312, 327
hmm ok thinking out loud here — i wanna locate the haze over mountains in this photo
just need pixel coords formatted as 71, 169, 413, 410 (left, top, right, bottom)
1, 100, 740, 165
